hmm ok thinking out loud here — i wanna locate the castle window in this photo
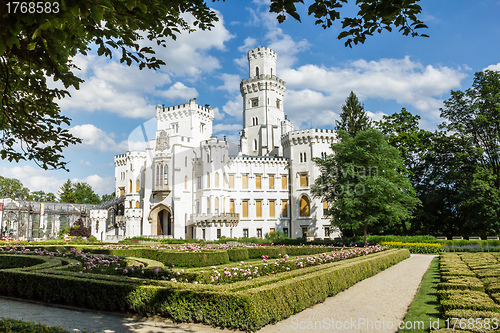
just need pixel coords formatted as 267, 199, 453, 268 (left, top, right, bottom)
255, 66, 259, 77
207, 197, 210, 214
300, 173, 308, 187
300, 153, 303, 163
269, 200, 275, 217
243, 228, 249, 238
215, 172, 219, 187
276, 98, 280, 108
281, 200, 288, 217
257, 228, 262, 238
129, 180, 132, 193
304, 153, 307, 162
136, 180, 140, 193
163, 165, 168, 185
206, 172, 210, 188
242, 200, 249, 218
230, 199, 235, 213
254, 139, 258, 151
196, 176, 201, 190
217, 229, 221, 239
185, 156, 188, 167
136, 201, 140, 208
271, 68, 273, 76
282, 175, 287, 189
256, 175, 261, 189
200, 123, 205, 133
184, 176, 188, 190
323, 198, 328, 215
256, 200, 262, 217
215, 197, 219, 214
255, 117, 258, 125
251, 98, 258, 107
269, 175, 275, 189
300, 195, 310, 217
229, 174, 234, 189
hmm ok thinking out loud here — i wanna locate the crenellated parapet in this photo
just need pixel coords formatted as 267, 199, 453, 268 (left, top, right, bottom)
155, 98, 214, 123
240, 75, 286, 96
248, 47, 277, 61
281, 128, 338, 148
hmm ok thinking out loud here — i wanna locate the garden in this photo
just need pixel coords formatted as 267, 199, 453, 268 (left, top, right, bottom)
0, 241, 408, 332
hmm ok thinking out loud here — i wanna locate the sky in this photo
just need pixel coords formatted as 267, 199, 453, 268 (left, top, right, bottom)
2, 0, 500, 197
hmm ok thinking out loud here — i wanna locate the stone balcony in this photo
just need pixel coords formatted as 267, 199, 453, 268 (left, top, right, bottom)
152, 184, 170, 200
190, 213, 240, 228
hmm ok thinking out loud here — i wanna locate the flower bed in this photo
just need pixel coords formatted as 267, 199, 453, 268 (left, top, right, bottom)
0, 248, 409, 331
381, 241, 445, 254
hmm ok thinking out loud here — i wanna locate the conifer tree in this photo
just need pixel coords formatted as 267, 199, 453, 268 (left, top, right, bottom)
336, 91, 372, 137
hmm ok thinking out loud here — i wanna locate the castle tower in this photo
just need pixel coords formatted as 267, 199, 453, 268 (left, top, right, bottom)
240, 47, 286, 156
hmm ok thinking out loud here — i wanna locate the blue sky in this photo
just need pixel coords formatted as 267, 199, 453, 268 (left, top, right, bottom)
2, 0, 500, 197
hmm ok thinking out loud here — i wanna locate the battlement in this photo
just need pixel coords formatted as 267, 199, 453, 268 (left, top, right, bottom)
248, 47, 277, 60
155, 98, 214, 120
281, 128, 338, 147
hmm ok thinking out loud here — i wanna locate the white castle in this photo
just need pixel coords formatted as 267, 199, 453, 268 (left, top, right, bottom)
90, 47, 340, 241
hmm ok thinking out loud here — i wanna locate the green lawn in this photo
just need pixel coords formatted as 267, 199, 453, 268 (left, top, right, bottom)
399, 256, 444, 332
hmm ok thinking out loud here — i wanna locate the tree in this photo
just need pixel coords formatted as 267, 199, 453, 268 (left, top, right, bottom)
312, 129, 420, 245
1, 1, 428, 170
336, 91, 372, 137
74, 182, 101, 204
269, 0, 428, 46
101, 192, 116, 203
0, 176, 29, 199
440, 70, 500, 190
27, 190, 57, 202
58, 179, 101, 204
1, 1, 218, 170
58, 179, 77, 203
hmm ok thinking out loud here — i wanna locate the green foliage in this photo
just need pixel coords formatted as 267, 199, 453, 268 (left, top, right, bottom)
335, 91, 372, 137
0, 317, 71, 333
1, 0, 218, 170
58, 179, 100, 204
0, 249, 409, 331
0, 176, 29, 199
264, 230, 287, 243
399, 257, 444, 333
269, 0, 428, 46
312, 129, 420, 244
226, 248, 249, 262
91, 248, 230, 268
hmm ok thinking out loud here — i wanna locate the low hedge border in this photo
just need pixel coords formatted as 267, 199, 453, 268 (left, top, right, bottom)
0, 248, 408, 331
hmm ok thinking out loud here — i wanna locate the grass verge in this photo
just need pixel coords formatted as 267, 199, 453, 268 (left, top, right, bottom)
399, 256, 444, 332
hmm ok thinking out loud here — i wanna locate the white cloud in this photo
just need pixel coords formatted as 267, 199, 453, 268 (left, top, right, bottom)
217, 73, 241, 93
280, 56, 467, 128
485, 63, 500, 71
57, 55, 169, 119
221, 96, 243, 119
69, 124, 127, 152
74, 174, 114, 196
238, 37, 258, 52
213, 123, 241, 133
162, 82, 199, 101
0, 166, 66, 195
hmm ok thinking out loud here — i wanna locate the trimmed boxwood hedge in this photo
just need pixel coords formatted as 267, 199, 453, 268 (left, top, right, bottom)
0, 249, 408, 331
227, 247, 249, 261
90, 248, 230, 268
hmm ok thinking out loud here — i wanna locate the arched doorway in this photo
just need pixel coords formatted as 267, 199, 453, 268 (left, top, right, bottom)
149, 204, 173, 236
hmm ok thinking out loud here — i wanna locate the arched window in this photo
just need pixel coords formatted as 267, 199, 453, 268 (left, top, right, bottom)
323, 198, 328, 215
271, 68, 273, 76
129, 201, 132, 208
163, 164, 168, 185
254, 139, 258, 151
304, 153, 307, 162
255, 66, 259, 77
255, 117, 258, 125
135, 201, 140, 208
215, 172, 219, 187
300, 153, 303, 163
129, 180, 132, 193
299, 195, 310, 217
206, 172, 210, 187
185, 156, 188, 167
215, 197, 219, 214
184, 176, 188, 190
156, 165, 160, 185
136, 180, 140, 193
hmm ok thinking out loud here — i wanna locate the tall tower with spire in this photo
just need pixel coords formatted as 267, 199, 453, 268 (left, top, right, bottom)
239, 47, 288, 156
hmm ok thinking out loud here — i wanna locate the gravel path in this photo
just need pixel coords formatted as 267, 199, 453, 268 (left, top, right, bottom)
0, 254, 435, 333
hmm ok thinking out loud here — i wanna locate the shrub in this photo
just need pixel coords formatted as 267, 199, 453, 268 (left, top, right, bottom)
0, 317, 71, 333
438, 289, 500, 312
227, 248, 249, 262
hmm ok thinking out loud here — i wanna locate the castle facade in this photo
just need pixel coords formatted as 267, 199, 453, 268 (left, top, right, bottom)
90, 47, 340, 241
